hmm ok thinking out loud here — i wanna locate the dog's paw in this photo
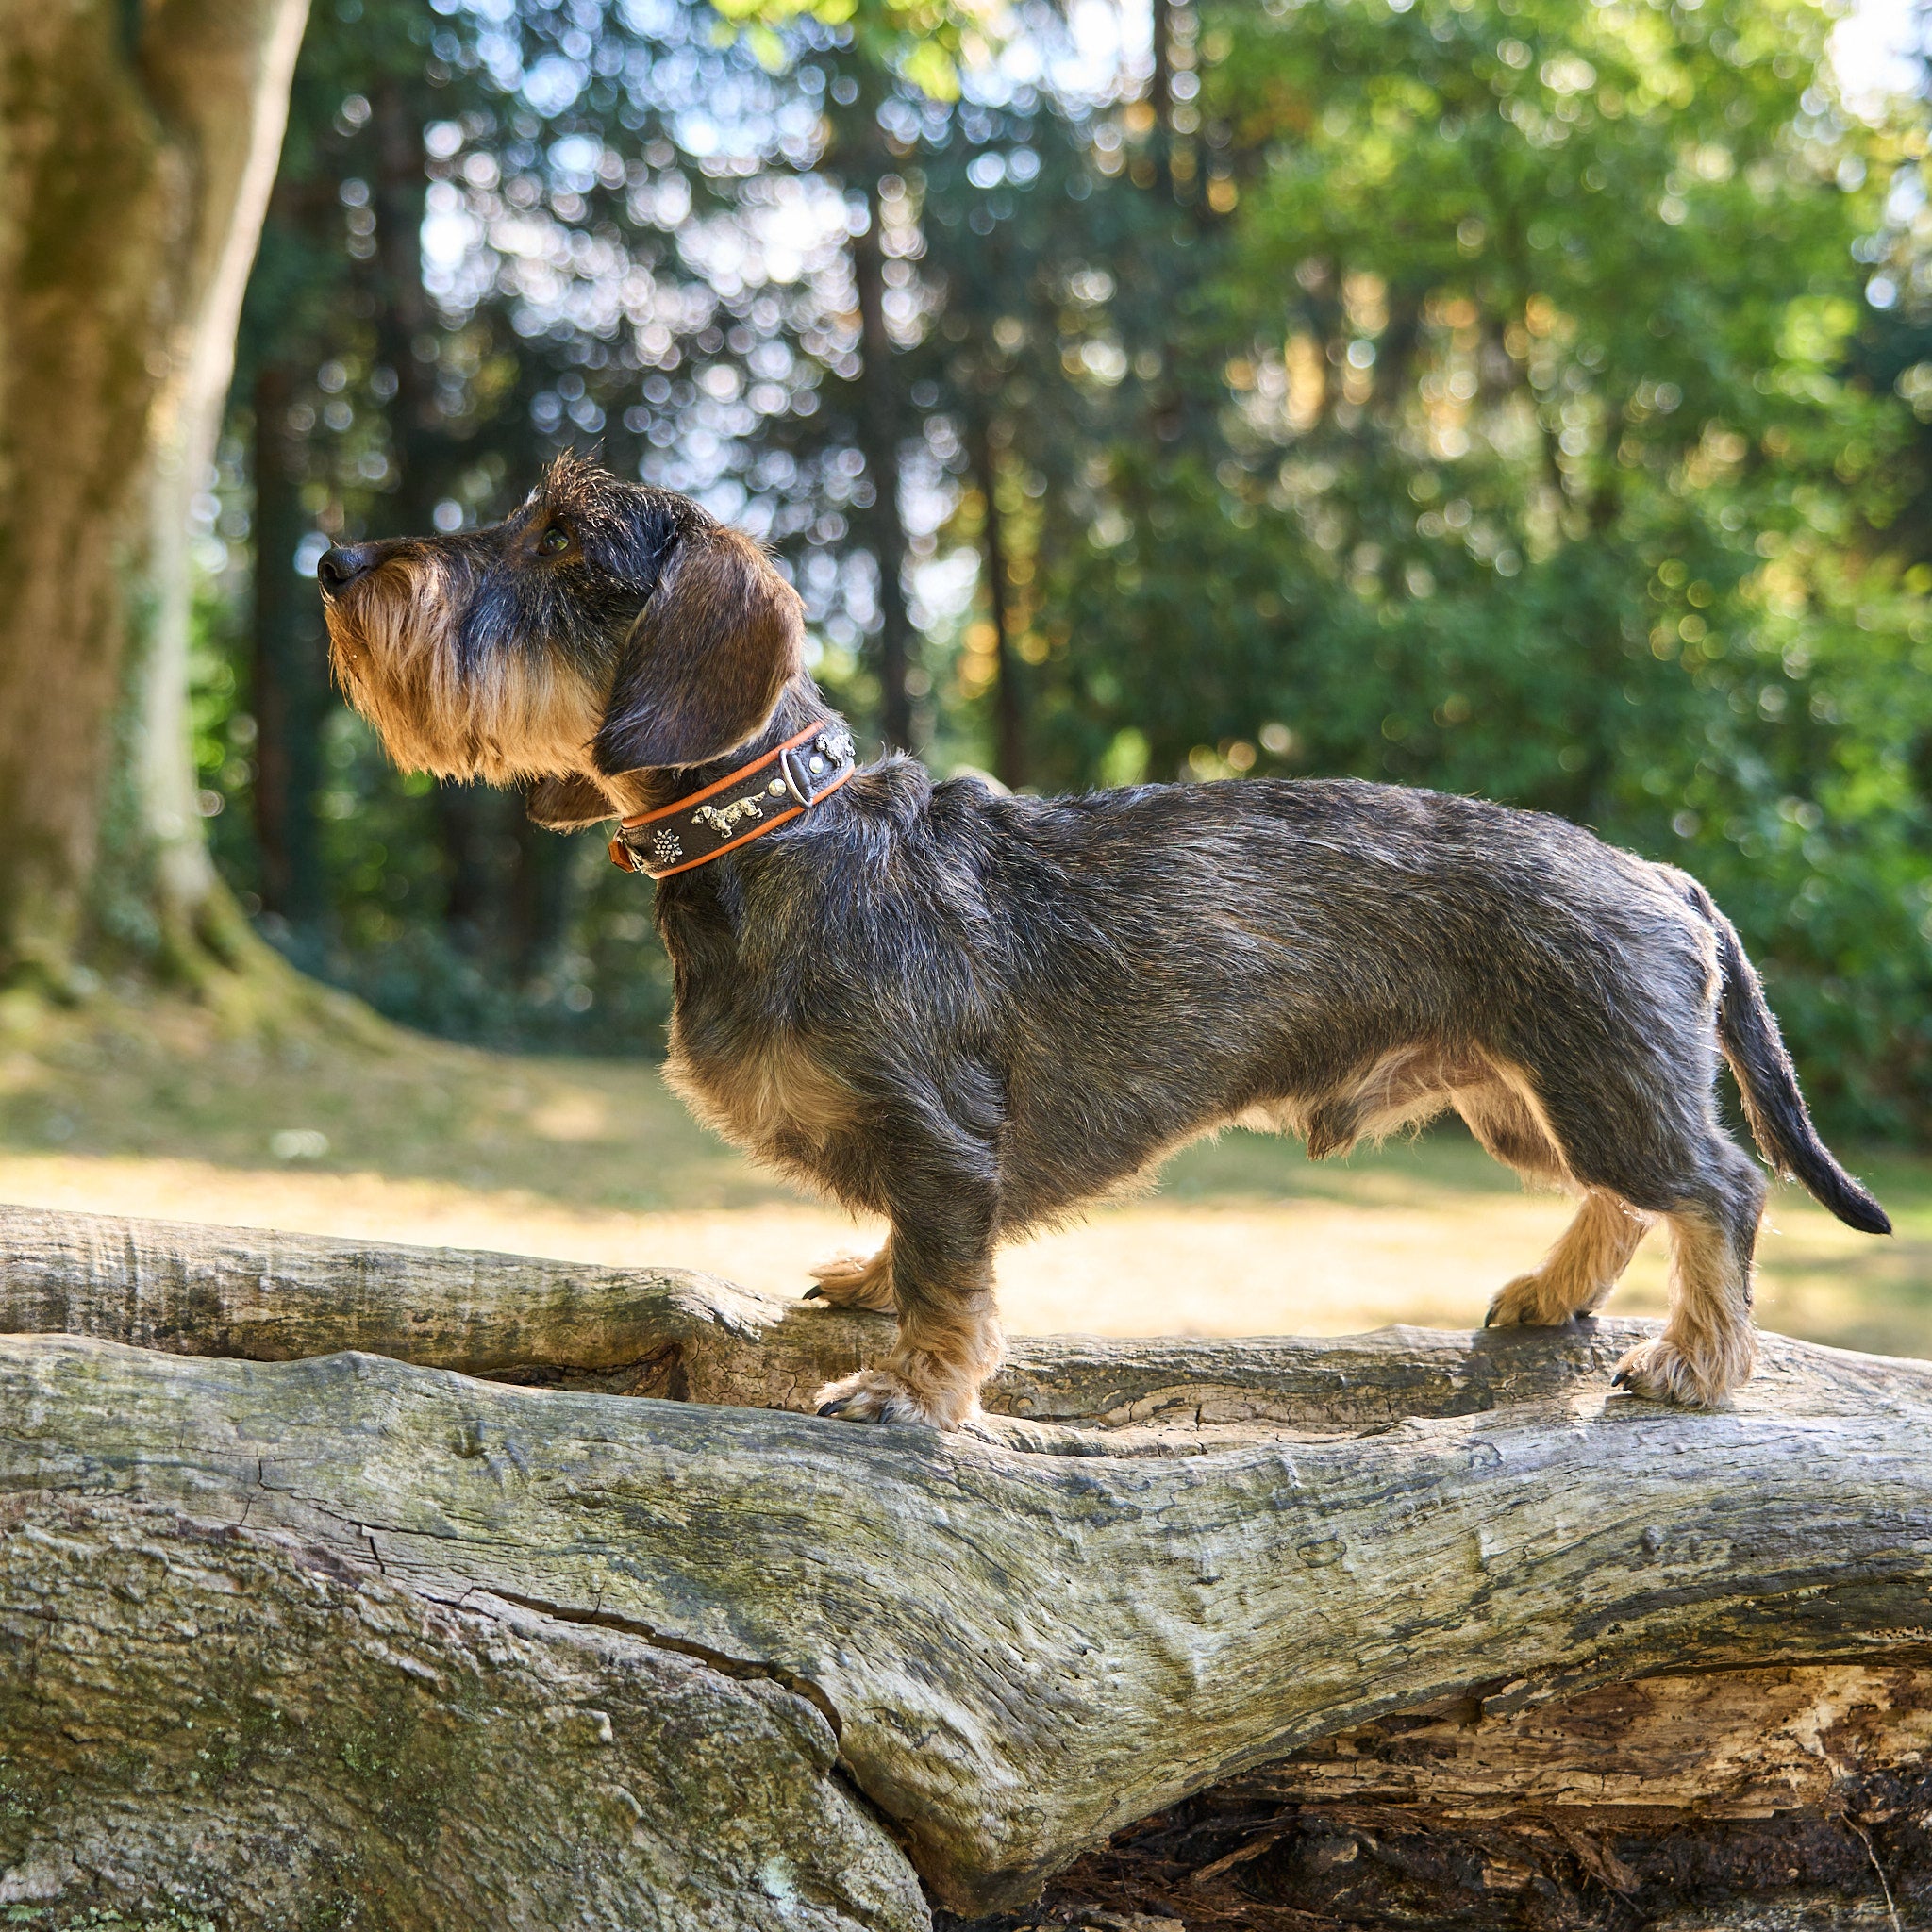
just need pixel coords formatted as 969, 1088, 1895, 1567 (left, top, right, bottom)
802, 1250, 896, 1314
1610, 1336, 1737, 1409
813, 1367, 970, 1429
1485, 1272, 1582, 1329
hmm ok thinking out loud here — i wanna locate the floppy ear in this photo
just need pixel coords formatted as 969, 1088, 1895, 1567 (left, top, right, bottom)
593, 529, 804, 774
526, 774, 617, 831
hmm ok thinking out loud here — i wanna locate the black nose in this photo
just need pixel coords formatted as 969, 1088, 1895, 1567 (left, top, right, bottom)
317, 543, 375, 592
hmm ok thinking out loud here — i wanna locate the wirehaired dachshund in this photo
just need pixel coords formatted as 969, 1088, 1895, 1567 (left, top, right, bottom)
318, 456, 1890, 1428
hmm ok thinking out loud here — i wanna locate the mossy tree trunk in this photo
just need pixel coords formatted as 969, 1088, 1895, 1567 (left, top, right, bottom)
0, 0, 308, 990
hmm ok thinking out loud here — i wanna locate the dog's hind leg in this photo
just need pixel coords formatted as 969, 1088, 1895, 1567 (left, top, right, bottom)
1496, 1062, 1766, 1407
1457, 1079, 1651, 1328
1487, 1189, 1652, 1327
803, 1240, 896, 1313
1611, 1140, 1765, 1408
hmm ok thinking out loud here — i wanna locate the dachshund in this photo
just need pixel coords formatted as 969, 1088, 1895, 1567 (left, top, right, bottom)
318, 455, 1890, 1428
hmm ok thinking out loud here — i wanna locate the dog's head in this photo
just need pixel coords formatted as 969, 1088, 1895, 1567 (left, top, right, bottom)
317, 455, 805, 821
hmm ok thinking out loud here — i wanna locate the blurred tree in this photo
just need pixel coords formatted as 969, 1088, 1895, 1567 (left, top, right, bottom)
0, 0, 970, 1003
0, 0, 310, 989
212, 0, 1018, 1036
915, 86, 1096, 787
828, 60, 923, 749
230, 0, 676, 1011
219, 0, 915, 1039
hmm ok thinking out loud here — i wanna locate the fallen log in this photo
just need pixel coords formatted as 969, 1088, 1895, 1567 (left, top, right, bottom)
0, 1200, 1654, 1437
0, 1204, 1929, 1929
0, 1491, 924, 1932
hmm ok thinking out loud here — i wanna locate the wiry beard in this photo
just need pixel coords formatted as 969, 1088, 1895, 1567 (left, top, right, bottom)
323, 550, 608, 785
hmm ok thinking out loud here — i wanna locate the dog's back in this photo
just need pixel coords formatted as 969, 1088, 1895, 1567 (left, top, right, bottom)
883, 775, 1710, 1207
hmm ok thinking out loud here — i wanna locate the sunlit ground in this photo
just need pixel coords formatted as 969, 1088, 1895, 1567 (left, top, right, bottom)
1, 987, 1927, 1357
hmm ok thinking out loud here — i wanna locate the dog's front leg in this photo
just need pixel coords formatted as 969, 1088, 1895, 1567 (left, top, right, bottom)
813, 1180, 1002, 1430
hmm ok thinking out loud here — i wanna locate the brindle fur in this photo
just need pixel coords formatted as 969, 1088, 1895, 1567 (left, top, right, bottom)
319, 458, 1890, 1428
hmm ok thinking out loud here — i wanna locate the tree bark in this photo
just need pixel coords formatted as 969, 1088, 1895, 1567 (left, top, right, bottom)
0, 1490, 926, 1930
251, 357, 332, 942
128, 0, 312, 969
848, 168, 917, 752
1, 1204, 1930, 1925
0, 0, 309, 986
1045, 1660, 1932, 1926
966, 410, 1026, 790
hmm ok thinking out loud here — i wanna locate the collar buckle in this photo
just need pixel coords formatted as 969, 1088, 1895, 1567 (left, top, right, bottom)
779, 726, 856, 808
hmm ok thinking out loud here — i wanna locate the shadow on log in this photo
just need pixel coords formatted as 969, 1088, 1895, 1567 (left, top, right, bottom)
0, 1204, 1928, 1929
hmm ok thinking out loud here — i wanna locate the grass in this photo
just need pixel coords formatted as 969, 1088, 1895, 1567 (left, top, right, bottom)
0, 982, 1928, 1357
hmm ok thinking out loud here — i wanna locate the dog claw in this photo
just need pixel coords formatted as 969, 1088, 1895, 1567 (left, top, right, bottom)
1485, 1272, 1583, 1330
811, 1366, 965, 1429
1609, 1335, 1745, 1408
803, 1251, 897, 1314
813, 1370, 902, 1424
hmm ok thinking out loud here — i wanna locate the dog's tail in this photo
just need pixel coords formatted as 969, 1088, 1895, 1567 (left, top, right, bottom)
1679, 875, 1890, 1234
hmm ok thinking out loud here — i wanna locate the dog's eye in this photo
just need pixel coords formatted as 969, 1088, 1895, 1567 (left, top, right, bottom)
537, 525, 572, 557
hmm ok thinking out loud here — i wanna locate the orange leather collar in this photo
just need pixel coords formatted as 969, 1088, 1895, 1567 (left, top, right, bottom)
608, 719, 857, 880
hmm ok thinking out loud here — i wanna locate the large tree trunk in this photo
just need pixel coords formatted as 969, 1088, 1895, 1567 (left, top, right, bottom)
0, 1204, 1929, 1927
0, 0, 308, 987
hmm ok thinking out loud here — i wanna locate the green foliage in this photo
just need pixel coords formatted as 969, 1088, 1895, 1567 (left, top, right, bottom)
713, 0, 1005, 100
206, 0, 1932, 1125
1013, 0, 1932, 1134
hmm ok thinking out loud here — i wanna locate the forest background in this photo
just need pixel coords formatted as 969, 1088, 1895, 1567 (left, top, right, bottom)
201, 0, 1932, 1140
20, 0, 1932, 1148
